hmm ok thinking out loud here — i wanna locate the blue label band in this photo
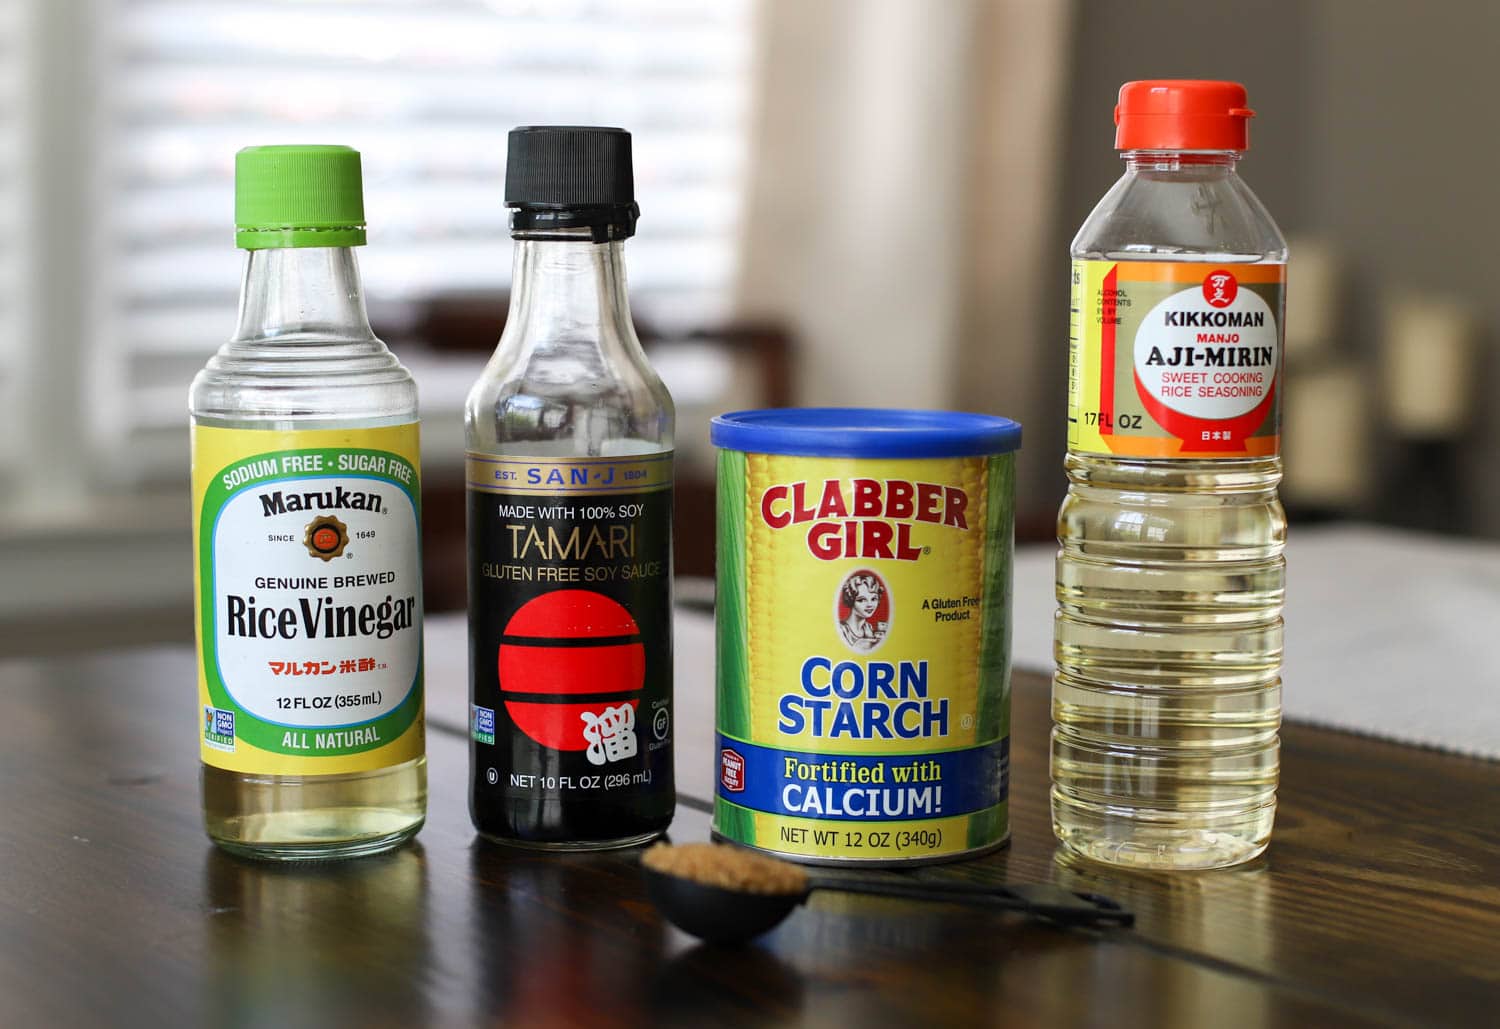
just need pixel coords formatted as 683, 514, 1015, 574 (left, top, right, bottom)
716, 735, 1009, 822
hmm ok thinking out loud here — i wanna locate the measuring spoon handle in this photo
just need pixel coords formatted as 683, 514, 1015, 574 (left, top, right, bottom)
806, 876, 1133, 928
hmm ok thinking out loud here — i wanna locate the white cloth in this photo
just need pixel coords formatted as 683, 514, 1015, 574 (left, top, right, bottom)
1011, 524, 1500, 760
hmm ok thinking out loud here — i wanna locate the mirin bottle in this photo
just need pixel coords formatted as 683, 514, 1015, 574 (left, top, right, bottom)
1052, 82, 1287, 869
191, 146, 426, 860
466, 126, 675, 849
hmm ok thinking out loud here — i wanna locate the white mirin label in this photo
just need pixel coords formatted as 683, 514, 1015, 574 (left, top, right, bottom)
1133, 280, 1279, 421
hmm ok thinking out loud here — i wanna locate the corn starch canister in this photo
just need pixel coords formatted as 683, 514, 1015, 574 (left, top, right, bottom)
710, 409, 1021, 866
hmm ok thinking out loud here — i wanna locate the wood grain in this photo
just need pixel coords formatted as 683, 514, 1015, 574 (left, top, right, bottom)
0, 644, 1495, 1027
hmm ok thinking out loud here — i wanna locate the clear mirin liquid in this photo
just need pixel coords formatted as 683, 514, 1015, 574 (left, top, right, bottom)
1052, 153, 1287, 870
1052, 455, 1284, 869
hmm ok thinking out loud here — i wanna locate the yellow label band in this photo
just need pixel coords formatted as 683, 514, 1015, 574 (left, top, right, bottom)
192, 423, 425, 775
1069, 260, 1286, 459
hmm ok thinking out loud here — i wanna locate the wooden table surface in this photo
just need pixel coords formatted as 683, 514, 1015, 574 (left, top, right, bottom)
2, 617, 1498, 1028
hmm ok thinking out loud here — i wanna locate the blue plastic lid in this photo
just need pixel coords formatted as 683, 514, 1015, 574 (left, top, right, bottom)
710, 408, 1022, 459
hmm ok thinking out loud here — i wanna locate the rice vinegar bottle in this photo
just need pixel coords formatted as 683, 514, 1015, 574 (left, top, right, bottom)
191, 146, 426, 859
1052, 81, 1287, 869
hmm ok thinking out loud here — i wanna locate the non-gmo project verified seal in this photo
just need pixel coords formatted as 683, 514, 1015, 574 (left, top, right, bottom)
471, 704, 496, 746
203, 706, 235, 752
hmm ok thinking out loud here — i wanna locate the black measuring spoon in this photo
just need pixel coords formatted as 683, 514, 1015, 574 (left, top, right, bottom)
642, 860, 1133, 945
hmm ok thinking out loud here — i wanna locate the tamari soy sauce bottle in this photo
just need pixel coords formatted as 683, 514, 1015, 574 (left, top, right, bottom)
466, 126, 675, 849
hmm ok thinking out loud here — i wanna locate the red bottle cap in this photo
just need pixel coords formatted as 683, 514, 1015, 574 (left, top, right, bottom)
1114, 80, 1254, 151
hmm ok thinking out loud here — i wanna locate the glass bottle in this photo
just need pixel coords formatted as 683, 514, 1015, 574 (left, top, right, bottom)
1052, 82, 1288, 869
191, 145, 426, 860
466, 126, 675, 849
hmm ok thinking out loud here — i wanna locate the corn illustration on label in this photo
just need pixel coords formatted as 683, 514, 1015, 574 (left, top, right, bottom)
1069, 260, 1286, 458
714, 451, 1013, 863
192, 424, 425, 775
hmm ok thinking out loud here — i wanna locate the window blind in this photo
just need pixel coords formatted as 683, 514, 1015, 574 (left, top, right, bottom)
101, 0, 755, 482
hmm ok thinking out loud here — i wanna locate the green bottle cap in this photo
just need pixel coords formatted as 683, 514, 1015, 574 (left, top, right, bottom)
234, 145, 367, 250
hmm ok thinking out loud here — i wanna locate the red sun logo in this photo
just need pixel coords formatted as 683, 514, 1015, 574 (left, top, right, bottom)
1202, 270, 1238, 308
497, 590, 644, 751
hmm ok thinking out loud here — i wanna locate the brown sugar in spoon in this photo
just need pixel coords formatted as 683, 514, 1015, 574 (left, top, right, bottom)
641, 843, 1132, 945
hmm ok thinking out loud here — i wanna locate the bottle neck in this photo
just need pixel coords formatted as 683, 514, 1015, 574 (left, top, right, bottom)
1123, 149, 1240, 171
233, 246, 373, 342
503, 230, 636, 356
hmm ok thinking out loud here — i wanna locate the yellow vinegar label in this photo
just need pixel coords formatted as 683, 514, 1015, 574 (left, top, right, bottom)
714, 452, 1013, 862
1069, 260, 1286, 458
192, 424, 425, 775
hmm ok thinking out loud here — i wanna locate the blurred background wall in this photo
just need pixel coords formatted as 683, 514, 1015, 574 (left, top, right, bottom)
0, 0, 1495, 654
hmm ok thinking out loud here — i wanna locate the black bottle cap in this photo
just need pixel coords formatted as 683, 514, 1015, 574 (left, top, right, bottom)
505, 126, 639, 240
